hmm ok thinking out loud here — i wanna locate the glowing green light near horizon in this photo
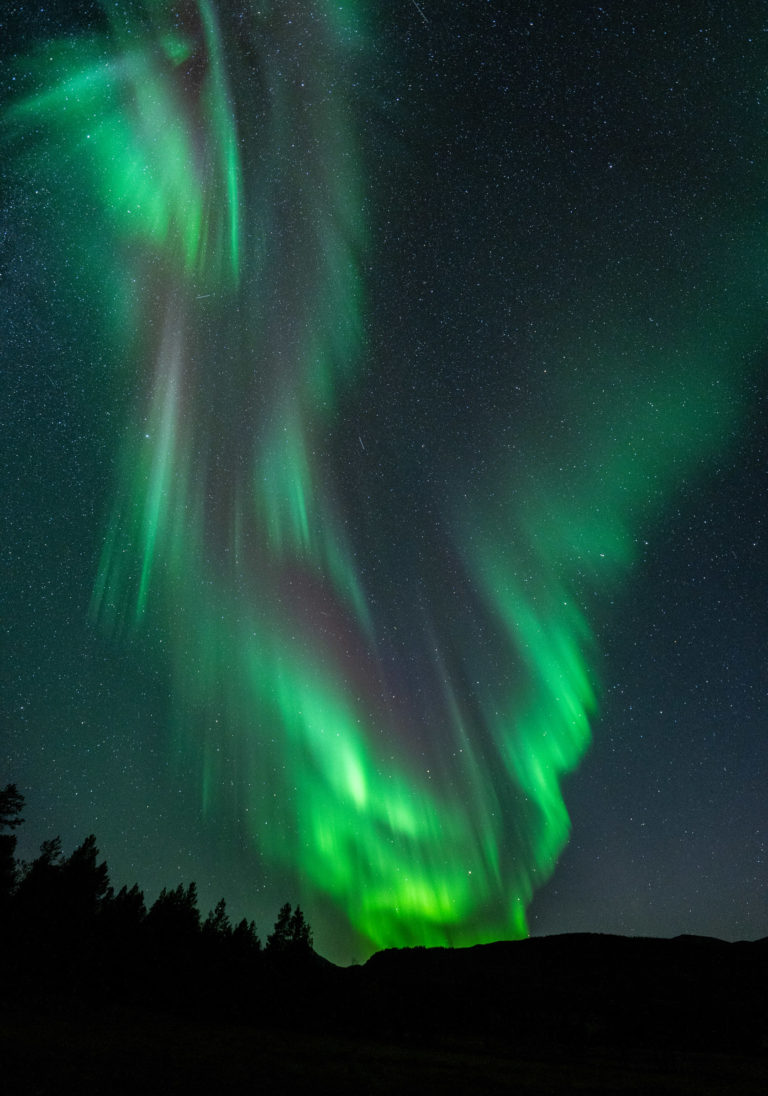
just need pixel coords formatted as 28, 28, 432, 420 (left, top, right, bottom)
5, 0, 758, 957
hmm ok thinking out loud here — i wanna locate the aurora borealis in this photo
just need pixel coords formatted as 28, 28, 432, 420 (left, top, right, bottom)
3, 2, 767, 963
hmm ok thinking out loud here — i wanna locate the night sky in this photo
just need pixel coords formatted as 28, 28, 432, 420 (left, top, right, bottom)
2, 1, 766, 965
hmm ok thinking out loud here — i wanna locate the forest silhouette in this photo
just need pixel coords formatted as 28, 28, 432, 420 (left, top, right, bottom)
1, 782, 766, 1094
0, 783, 319, 1021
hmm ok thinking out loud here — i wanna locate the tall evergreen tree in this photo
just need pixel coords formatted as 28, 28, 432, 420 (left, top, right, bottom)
266, 902, 313, 958
289, 905, 313, 952
0, 783, 24, 912
266, 901, 293, 956
15, 836, 64, 919
203, 897, 232, 941
145, 882, 201, 944
100, 882, 146, 941
0, 784, 24, 831
60, 834, 110, 923
231, 917, 261, 957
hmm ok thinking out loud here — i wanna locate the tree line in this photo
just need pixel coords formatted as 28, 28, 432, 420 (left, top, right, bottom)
0, 783, 319, 1018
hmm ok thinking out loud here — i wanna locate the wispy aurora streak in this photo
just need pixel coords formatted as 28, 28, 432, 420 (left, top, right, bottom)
6, 1, 754, 954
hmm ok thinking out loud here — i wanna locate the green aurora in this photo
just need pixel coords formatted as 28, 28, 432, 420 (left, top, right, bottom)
5, 0, 763, 956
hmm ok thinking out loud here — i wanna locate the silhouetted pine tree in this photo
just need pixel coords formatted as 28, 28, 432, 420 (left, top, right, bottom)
0, 783, 24, 915
266, 902, 313, 960
60, 834, 110, 925
231, 916, 261, 957
15, 836, 64, 928
266, 901, 293, 956
289, 905, 313, 952
202, 897, 232, 943
0, 783, 24, 830
101, 882, 147, 938
143, 882, 202, 1006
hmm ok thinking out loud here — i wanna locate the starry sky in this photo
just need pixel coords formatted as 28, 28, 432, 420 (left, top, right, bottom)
2, 1, 766, 965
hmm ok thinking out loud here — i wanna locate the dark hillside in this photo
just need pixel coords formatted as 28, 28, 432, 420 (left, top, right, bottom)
352, 934, 767, 1053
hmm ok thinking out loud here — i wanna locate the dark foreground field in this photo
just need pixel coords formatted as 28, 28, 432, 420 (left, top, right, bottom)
3, 934, 767, 1094
4, 1003, 766, 1091
3, 1009, 767, 1095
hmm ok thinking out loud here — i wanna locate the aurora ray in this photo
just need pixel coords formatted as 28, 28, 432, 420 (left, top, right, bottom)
4, 1, 763, 959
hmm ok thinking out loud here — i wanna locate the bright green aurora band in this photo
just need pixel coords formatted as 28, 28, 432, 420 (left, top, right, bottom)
6, 1, 760, 956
